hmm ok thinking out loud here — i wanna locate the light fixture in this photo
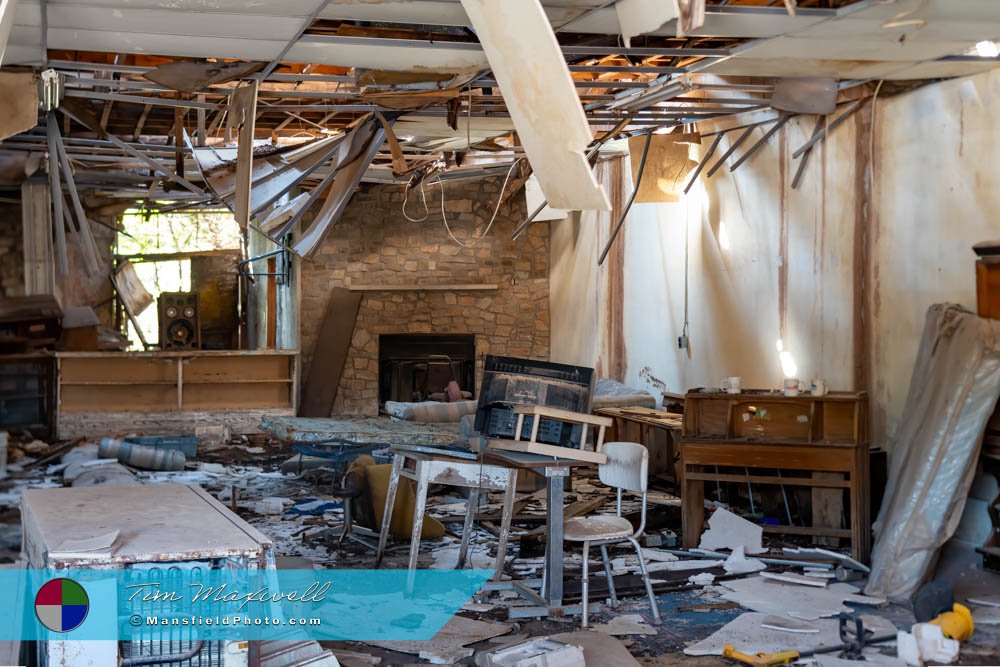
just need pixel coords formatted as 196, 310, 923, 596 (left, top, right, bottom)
976, 40, 1000, 58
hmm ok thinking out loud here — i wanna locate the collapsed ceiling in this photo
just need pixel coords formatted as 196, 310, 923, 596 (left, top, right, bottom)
0, 0, 998, 224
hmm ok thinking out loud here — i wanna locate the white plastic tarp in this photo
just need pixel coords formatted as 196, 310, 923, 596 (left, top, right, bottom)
865, 303, 1000, 602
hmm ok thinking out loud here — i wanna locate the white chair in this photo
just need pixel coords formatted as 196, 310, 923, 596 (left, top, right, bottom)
563, 441, 661, 628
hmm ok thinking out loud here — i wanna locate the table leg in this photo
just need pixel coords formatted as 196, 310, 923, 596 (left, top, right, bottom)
682, 462, 705, 549
494, 470, 518, 580
543, 466, 569, 608
408, 463, 430, 572
458, 484, 480, 569
375, 453, 404, 568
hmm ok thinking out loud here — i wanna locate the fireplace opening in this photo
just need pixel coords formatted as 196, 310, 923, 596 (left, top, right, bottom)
378, 334, 476, 405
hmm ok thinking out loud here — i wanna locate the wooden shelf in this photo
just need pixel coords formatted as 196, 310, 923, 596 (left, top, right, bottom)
56, 350, 298, 416
348, 284, 498, 292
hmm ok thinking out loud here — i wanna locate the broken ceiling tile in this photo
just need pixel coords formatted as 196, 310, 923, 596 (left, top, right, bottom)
142, 60, 264, 93
615, 0, 680, 48
0, 72, 38, 141
587, 613, 658, 636
760, 571, 831, 588
684, 611, 896, 656
698, 507, 766, 555
771, 77, 838, 115
628, 133, 700, 203
459, 0, 610, 212
717, 576, 886, 621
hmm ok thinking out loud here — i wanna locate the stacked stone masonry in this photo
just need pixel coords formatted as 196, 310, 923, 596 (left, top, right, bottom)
300, 176, 550, 416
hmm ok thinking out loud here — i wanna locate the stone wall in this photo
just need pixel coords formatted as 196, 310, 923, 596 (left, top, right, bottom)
0, 206, 25, 297
300, 175, 550, 416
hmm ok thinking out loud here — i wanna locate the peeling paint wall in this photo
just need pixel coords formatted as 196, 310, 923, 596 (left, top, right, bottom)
869, 71, 1000, 445
552, 117, 859, 426
551, 70, 1000, 449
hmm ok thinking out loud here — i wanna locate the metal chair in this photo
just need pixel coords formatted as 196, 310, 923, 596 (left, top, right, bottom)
563, 441, 662, 628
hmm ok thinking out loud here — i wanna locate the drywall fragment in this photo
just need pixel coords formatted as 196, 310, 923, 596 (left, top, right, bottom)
588, 614, 657, 636
723, 545, 766, 574
50, 530, 120, 559
699, 508, 765, 554
760, 615, 819, 634
689, 572, 716, 586
760, 571, 830, 588
718, 576, 885, 621
460, 0, 610, 212
685, 612, 896, 657
615, 0, 679, 48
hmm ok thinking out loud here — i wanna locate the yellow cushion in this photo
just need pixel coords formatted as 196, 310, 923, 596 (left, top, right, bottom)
366, 463, 445, 540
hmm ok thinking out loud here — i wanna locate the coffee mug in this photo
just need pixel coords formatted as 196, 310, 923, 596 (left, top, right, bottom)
721, 377, 741, 394
811, 379, 828, 396
783, 378, 803, 396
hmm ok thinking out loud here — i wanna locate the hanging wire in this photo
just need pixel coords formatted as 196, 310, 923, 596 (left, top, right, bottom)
436, 158, 523, 248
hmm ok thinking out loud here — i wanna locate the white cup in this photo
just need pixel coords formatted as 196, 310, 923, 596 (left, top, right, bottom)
721, 377, 742, 394
811, 379, 828, 396
783, 378, 802, 397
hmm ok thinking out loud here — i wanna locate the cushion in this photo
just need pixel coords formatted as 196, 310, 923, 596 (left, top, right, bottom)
384, 399, 479, 423
564, 515, 635, 541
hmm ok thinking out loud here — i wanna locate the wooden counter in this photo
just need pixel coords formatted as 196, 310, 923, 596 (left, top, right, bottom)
55, 350, 298, 438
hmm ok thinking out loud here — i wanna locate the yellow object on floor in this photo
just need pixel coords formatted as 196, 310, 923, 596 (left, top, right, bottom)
931, 603, 975, 641
366, 463, 445, 540
722, 646, 801, 666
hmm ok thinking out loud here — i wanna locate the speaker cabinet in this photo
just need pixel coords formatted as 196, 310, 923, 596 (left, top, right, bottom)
158, 292, 201, 350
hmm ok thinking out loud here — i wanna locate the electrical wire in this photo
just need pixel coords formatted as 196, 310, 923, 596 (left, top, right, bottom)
436, 158, 523, 248
401, 179, 430, 222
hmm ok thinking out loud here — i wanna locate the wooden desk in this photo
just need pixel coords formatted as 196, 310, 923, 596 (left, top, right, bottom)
680, 390, 870, 562
374, 447, 518, 578
594, 406, 683, 478
484, 449, 595, 618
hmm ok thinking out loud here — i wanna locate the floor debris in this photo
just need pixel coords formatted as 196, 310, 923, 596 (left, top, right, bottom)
588, 613, 658, 636
716, 576, 885, 620
683, 612, 897, 656
365, 616, 512, 659
698, 508, 765, 554
760, 570, 830, 588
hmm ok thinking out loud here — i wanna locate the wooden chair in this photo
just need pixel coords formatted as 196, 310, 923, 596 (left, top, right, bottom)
564, 441, 662, 628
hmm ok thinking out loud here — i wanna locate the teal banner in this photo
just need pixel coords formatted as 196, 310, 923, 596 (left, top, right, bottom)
2, 569, 493, 641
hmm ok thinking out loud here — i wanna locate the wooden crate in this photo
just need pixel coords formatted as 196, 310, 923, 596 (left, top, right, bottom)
683, 390, 868, 445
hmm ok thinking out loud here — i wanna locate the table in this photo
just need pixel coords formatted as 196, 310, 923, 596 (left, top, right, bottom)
483, 449, 596, 618
594, 406, 683, 478
375, 447, 518, 578
681, 440, 870, 561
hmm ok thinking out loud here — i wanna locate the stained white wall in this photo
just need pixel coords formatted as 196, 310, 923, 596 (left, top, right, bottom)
552, 70, 1000, 447
870, 72, 1000, 442
551, 114, 860, 409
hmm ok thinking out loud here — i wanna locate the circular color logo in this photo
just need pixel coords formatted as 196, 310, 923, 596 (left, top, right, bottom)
35, 578, 90, 633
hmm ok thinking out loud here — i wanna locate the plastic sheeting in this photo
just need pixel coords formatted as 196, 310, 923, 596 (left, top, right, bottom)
866, 303, 1000, 602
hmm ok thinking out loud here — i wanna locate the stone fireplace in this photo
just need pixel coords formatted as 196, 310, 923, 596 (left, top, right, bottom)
299, 176, 551, 416
378, 333, 476, 404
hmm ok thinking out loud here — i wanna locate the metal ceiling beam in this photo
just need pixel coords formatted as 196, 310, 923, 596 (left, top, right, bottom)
258, 0, 333, 81
299, 34, 731, 59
